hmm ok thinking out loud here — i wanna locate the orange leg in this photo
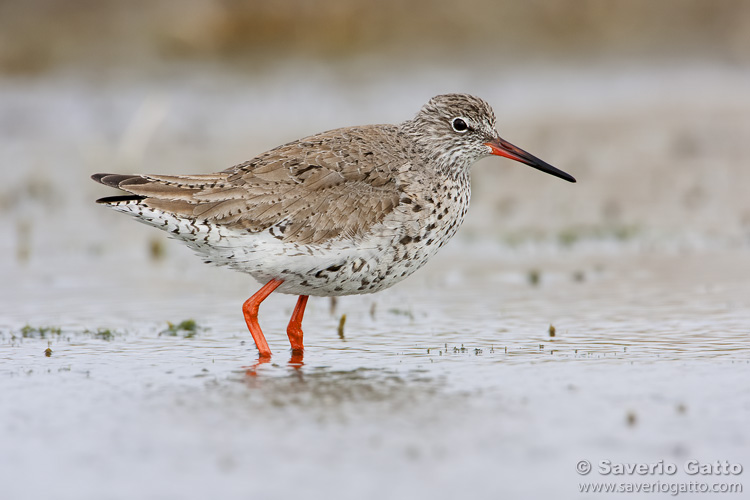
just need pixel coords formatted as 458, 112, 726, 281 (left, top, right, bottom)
242, 279, 284, 358
286, 295, 309, 353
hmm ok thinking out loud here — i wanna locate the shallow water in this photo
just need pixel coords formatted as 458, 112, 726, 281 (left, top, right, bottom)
2, 60, 750, 498
2, 245, 749, 499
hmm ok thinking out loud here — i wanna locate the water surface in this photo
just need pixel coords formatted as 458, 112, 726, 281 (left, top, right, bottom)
2, 246, 749, 500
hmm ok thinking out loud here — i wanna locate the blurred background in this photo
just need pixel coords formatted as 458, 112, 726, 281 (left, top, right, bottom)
2, 0, 750, 268
3, 3, 750, 499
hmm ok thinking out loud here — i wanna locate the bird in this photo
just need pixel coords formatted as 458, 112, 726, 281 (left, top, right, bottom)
92, 93, 575, 358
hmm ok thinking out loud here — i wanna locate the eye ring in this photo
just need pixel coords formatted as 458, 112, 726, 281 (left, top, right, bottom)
451, 117, 469, 133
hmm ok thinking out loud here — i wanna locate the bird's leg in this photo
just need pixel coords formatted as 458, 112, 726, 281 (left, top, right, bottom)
286, 295, 309, 353
242, 279, 284, 358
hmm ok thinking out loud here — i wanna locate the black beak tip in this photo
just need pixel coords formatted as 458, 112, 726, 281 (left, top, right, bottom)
544, 166, 576, 183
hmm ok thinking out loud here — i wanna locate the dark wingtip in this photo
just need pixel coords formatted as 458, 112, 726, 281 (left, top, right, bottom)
92, 173, 127, 188
91, 173, 148, 188
95, 194, 146, 204
91, 173, 112, 184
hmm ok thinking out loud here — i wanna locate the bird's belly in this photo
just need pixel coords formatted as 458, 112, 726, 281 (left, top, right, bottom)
243, 236, 434, 296
184, 222, 446, 297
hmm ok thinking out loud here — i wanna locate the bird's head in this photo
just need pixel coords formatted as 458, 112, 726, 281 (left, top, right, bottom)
403, 93, 575, 183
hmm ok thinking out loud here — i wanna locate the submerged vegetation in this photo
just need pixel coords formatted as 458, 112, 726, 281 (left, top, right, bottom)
159, 319, 202, 338
20, 325, 62, 339
12, 322, 204, 343
557, 224, 640, 247
15, 325, 122, 342
84, 328, 118, 341
499, 224, 641, 248
527, 269, 541, 286
387, 308, 414, 320
337, 314, 346, 340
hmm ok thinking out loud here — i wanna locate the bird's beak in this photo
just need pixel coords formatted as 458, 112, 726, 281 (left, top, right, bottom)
485, 137, 576, 183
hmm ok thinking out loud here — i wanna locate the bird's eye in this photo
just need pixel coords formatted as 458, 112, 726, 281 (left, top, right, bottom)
451, 118, 469, 133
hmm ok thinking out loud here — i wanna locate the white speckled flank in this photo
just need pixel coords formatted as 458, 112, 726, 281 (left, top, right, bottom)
105, 167, 470, 297
93, 93, 574, 355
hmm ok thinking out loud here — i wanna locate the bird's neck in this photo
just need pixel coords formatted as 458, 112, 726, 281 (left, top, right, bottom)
398, 120, 474, 182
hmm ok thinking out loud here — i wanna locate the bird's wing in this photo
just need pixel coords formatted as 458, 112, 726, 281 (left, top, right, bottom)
95, 126, 407, 245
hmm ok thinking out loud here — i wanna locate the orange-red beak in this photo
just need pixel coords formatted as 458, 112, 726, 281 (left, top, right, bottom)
485, 137, 576, 183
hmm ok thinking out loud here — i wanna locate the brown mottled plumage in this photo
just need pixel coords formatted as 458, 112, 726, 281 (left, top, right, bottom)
93, 93, 575, 359
94, 126, 412, 245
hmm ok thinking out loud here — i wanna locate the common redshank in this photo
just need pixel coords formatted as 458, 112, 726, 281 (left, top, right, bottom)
93, 93, 575, 358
